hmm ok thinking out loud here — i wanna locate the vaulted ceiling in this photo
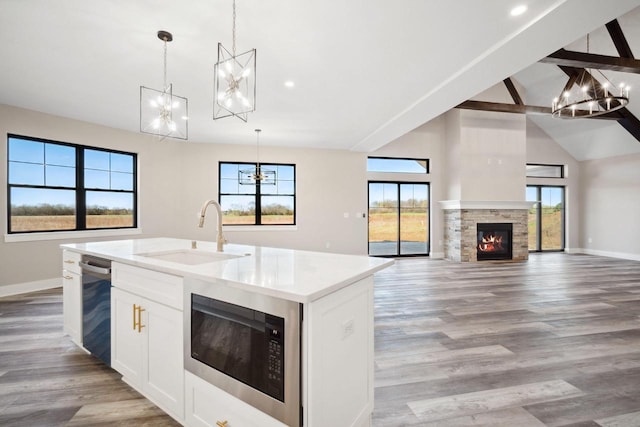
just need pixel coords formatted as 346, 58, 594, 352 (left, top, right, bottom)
2, 1, 640, 160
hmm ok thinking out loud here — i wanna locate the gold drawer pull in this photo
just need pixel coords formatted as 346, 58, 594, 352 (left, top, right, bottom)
133, 304, 145, 332
63, 275, 74, 280
64, 260, 75, 264
216, 421, 228, 427
136, 305, 145, 333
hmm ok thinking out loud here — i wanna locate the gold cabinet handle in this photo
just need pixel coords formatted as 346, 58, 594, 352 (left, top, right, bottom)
136, 305, 145, 333
63, 275, 74, 280
133, 304, 138, 330
64, 260, 75, 264
216, 421, 228, 427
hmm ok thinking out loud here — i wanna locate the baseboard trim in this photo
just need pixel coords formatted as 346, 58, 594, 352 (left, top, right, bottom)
430, 252, 445, 259
0, 278, 60, 298
569, 248, 640, 262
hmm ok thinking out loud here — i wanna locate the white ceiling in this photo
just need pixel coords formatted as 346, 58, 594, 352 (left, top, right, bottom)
2, 0, 640, 158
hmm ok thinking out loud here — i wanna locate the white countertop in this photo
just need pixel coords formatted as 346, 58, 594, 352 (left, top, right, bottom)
61, 238, 393, 303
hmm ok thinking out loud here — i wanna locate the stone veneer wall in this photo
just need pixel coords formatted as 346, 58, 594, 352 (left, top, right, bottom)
443, 209, 529, 262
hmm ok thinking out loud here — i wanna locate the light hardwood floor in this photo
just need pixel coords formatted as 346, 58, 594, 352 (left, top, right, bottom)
1, 253, 640, 426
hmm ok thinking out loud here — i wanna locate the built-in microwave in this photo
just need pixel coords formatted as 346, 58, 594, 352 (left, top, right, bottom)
184, 279, 301, 426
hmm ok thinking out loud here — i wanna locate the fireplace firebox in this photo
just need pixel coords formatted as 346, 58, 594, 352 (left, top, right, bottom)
477, 223, 513, 261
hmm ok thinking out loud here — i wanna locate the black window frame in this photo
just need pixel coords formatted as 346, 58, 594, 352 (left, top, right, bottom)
7, 133, 138, 234
526, 184, 566, 252
526, 163, 564, 178
218, 161, 296, 226
367, 157, 430, 174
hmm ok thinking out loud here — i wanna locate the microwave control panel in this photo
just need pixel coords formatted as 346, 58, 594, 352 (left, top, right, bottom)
266, 316, 285, 401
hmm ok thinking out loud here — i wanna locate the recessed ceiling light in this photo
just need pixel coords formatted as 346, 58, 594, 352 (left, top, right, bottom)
510, 4, 527, 16
284, 81, 295, 88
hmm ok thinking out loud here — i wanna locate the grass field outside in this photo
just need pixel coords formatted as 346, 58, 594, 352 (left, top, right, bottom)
528, 209, 563, 250
368, 211, 429, 243
10, 215, 134, 232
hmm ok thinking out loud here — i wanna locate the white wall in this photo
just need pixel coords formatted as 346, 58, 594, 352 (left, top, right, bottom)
0, 104, 369, 290
579, 152, 640, 260
370, 115, 446, 256
525, 117, 581, 251
176, 142, 368, 254
457, 110, 527, 201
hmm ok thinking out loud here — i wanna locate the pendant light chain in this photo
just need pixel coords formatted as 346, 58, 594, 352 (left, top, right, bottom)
163, 37, 168, 91
232, 0, 237, 57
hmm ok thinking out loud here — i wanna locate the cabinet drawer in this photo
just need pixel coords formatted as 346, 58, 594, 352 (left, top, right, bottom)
62, 250, 82, 275
185, 371, 286, 427
112, 262, 183, 310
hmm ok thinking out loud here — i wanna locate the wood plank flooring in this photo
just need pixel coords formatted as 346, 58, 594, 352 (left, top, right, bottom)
1, 253, 639, 426
373, 253, 640, 426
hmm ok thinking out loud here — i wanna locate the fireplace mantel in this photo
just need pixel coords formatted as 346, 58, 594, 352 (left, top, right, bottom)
439, 200, 534, 210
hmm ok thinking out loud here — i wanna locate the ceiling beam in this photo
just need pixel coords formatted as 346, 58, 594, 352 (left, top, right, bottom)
503, 78, 523, 105
540, 48, 640, 74
456, 100, 550, 115
605, 19, 634, 59
455, 100, 623, 120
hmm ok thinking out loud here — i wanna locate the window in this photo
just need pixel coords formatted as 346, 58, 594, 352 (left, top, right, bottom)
367, 157, 429, 174
526, 164, 564, 178
526, 185, 565, 251
219, 162, 295, 225
368, 181, 430, 256
7, 134, 137, 233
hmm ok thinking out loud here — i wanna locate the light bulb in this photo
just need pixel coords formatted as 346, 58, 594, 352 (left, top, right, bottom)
564, 91, 570, 98
582, 85, 588, 93
225, 61, 233, 73
172, 101, 179, 108
150, 100, 158, 108
152, 118, 160, 130
242, 68, 251, 78
168, 121, 177, 131
225, 98, 232, 108
218, 69, 226, 78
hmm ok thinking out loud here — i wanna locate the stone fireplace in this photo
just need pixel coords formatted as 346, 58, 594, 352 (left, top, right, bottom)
441, 201, 531, 262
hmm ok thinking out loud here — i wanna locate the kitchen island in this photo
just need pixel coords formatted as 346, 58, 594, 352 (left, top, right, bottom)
61, 237, 393, 427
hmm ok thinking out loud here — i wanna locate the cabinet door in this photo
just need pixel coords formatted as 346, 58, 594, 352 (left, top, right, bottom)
62, 270, 82, 344
143, 297, 184, 420
111, 288, 143, 387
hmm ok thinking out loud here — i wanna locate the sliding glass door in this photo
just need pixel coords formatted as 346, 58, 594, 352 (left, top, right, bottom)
368, 182, 429, 256
526, 185, 565, 251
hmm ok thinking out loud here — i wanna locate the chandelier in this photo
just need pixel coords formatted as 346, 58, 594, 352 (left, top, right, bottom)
239, 129, 276, 185
552, 34, 629, 119
140, 31, 188, 139
213, 0, 257, 122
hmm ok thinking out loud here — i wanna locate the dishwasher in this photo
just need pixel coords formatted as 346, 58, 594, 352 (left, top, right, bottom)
80, 255, 112, 366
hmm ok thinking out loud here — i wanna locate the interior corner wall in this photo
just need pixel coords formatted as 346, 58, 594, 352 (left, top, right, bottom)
525, 117, 581, 251
0, 104, 184, 287
0, 104, 371, 290
444, 110, 462, 200
579, 152, 640, 260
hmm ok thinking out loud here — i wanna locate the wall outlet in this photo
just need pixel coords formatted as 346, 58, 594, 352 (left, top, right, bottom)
342, 318, 355, 339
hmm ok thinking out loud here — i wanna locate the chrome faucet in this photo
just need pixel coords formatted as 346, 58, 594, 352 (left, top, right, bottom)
198, 199, 227, 252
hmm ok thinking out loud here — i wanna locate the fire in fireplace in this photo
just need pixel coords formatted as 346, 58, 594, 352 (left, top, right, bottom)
477, 223, 513, 261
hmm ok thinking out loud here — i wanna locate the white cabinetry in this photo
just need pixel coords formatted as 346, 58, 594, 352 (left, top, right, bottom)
305, 276, 374, 427
111, 263, 184, 422
184, 371, 286, 427
62, 250, 82, 344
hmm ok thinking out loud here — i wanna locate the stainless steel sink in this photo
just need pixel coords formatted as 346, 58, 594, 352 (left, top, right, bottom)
136, 249, 243, 265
